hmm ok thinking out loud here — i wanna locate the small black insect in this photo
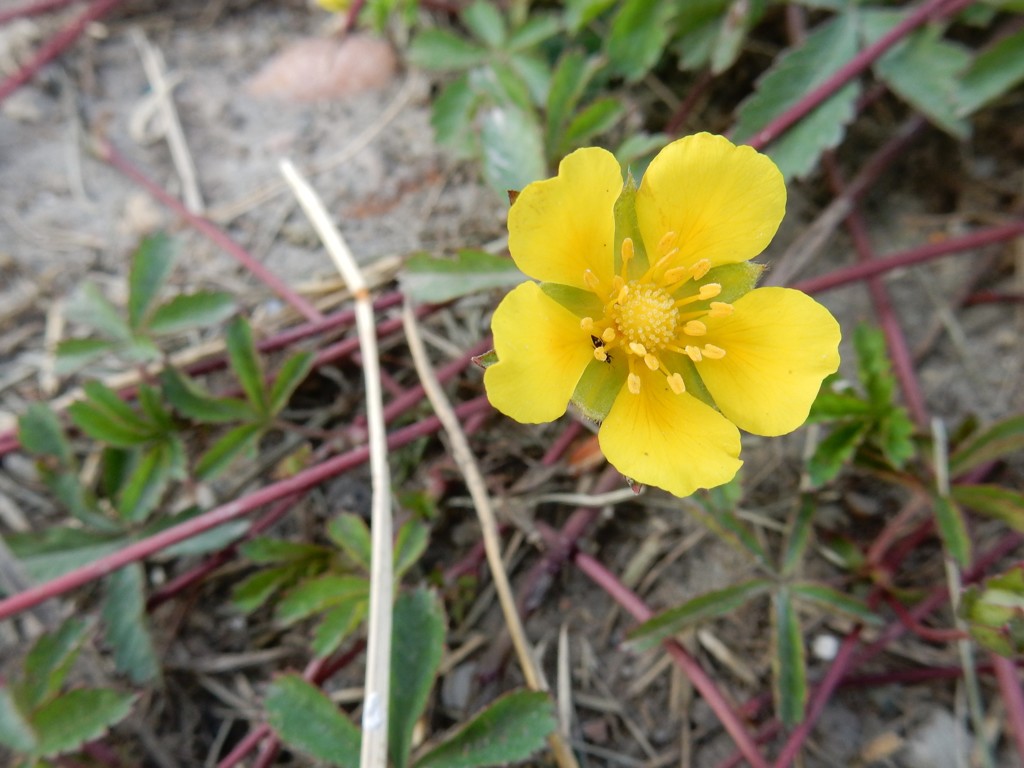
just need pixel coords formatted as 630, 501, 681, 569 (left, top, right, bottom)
591, 335, 613, 364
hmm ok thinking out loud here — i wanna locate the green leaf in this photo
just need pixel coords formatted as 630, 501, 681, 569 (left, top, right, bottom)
269, 351, 315, 415
960, 565, 1024, 657
878, 407, 915, 468
772, 587, 806, 728
127, 233, 176, 330
462, 1, 506, 47
686, 497, 771, 566
327, 514, 373, 571
791, 582, 883, 626
808, 421, 867, 487
226, 317, 269, 416
934, 494, 971, 568
232, 564, 302, 613
470, 63, 533, 114
32, 688, 135, 758
949, 414, 1024, 477
194, 422, 264, 481
400, 250, 525, 304
808, 389, 873, 421
545, 51, 600, 155
117, 442, 177, 523
18, 404, 72, 464
781, 495, 817, 576
146, 291, 235, 335
732, 13, 860, 180
7, 527, 124, 582
68, 401, 151, 448
266, 674, 361, 767
55, 338, 117, 374
564, 97, 625, 146
0, 687, 37, 753
161, 519, 249, 557
479, 106, 546, 199
416, 690, 557, 768
957, 27, 1024, 115
615, 132, 669, 170
627, 579, 773, 652
75, 381, 155, 436
390, 589, 445, 768
394, 519, 429, 579
507, 14, 560, 50
853, 324, 893, 409
711, 0, 763, 74
102, 564, 160, 684
312, 598, 367, 658
241, 537, 327, 565
508, 52, 552, 107
952, 484, 1024, 533
606, 0, 676, 81
276, 574, 369, 626
431, 75, 479, 156
408, 29, 489, 72
137, 383, 174, 432
565, 0, 616, 33
66, 283, 131, 341
20, 618, 91, 711
160, 368, 254, 424
865, 12, 970, 138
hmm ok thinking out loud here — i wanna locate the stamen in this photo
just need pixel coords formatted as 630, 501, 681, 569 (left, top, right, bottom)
691, 259, 711, 280
583, 269, 602, 292
708, 301, 734, 317
663, 266, 689, 283
644, 353, 660, 371
602, 327, 616, 343
621, 237, 634, 263
657, 231, 677, 255
627, 372, 641, 394
580, 317, 594, 332
628, 342, 647, 356
594, 348, 608, 362
611, 275, 625, 293
702, 344, 726, 359
699, 283, 722, 300
685, 345, 703, 362
667, 373, 686, 394
683, 320, 707, 336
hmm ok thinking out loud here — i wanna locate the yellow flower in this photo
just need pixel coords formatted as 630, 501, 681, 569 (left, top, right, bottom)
484, 133, 841, 497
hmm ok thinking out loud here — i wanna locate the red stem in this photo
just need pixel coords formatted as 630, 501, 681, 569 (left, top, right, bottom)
822, 154, 930, 429
97, 139, 324, 323
540, 419, 584, 467
0, 0, 81, 24
793, 221, 1024, 296
744, 0, 970, 152
0, 0, 124, 103
0, 396, 492, 621
991, 654, 1024, 762
575, 552, 770, 768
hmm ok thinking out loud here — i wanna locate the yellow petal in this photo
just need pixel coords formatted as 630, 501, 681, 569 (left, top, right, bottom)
599, 367, 742, 497
508, 147, 621, 290
484, 281, 595, 424
698, 287, 841, 436
635, 133, 785, 270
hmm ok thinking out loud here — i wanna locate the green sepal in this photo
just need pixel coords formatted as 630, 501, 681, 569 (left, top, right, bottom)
703, 261, 764, 302
539, 282, 603, 319
570, 357, 626, 422
472, 349, 499, 369
613, 171, 647, 277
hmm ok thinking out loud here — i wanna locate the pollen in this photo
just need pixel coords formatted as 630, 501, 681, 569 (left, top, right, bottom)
610, 285, 678, 349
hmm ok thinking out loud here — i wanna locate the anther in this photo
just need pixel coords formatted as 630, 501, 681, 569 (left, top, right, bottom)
702, 344, 726, 359
657, 231, 677, 254
594, 348, 608, 362
683, 320, 707, 336
611, 275, 625, 292
663, 266, 689, 283
644, 353, 659, 371
699, 283, 722, 300
690, 259, 712, 280
667, 373, 686, 394
685, 345, 703, 362
627, 372, 641, 394
621, 237, 634, 262
602, 327, 617, 343
628, 342, 647, 356
709, 302, 734, 317
583, 269, 602, 291
580, 317, 594, 332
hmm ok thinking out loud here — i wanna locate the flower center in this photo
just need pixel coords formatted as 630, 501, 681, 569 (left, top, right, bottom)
580, 233, 733, 396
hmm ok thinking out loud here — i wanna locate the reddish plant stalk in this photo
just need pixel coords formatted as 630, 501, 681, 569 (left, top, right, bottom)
0, 0, 124, 103
0, 396, 492, 621
744, 0, 971, 152
0, 0, 80, 24
574, 551, 770, 768
989, 654, 1024, 762
97, 139, 324, 323
794, 220, 1024, 296
541, 419, 585, 467
822, 154, 929, 428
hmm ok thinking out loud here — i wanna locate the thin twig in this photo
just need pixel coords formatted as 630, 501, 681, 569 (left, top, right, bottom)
130, 28, 205, 214
402, 301, 581, 768
280, 159, 393, 768
993, 653, 1024, 763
